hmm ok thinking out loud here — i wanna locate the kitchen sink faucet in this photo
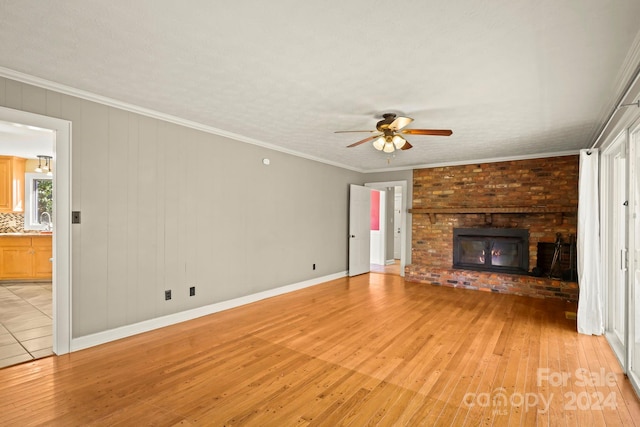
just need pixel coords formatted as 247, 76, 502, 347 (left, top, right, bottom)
40, 211, 52, 231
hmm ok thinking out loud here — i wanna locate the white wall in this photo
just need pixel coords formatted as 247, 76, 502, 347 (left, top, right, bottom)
0, 76, 369, 339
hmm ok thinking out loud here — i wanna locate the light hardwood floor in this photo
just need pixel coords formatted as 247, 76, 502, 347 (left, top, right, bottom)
370, 260, 401, 276
0, 273, 639, 426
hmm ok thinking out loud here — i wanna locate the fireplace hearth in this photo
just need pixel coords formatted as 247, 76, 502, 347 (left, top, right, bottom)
453, 228, 529, 275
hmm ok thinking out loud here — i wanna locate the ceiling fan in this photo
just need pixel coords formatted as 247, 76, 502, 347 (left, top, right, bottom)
335, 113, 452, 153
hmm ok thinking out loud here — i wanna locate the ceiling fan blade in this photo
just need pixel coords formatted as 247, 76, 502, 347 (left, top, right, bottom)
401, 129, 453, 136
335, 130, 377, 133
347, 134, 381, 148
400, 141, 413, 150
388, 116, 413, 131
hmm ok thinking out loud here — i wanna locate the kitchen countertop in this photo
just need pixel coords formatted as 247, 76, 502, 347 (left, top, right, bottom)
0, 232, 52, 236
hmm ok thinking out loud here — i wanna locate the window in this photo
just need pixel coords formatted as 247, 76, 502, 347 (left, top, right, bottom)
24, 172, 53, 230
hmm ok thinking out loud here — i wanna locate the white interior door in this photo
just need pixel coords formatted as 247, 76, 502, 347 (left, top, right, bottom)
349, 184, 371, 276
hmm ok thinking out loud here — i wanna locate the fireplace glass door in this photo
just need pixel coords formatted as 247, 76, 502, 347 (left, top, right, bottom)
453, 228, 529, 274
459, 239, 486, 266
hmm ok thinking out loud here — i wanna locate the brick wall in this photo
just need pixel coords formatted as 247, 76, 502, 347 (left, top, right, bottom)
406, 155, 579, 301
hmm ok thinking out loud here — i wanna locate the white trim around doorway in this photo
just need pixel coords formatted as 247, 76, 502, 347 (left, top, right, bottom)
0, 106, 71, 355
365, 180, 408, 277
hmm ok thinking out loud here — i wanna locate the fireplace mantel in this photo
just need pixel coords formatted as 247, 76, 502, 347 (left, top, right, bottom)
408, 206, 574, 224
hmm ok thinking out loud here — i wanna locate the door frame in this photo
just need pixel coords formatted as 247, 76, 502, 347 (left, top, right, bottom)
627, 117, 640, 396
0, 106, 72, 355
369, 188, 385, 266
601, 131, 629, 371
393, 187, 402, 259
365, 180, 408, 276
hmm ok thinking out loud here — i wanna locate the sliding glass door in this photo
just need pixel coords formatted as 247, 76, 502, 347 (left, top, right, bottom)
603, 133, 628, 368
629, 120, 640, 391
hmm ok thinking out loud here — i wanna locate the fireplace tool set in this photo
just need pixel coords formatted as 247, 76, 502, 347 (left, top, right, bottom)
548, 233, 577, 281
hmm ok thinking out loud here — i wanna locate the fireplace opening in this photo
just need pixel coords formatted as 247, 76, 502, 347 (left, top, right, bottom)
453, 228, 529, 275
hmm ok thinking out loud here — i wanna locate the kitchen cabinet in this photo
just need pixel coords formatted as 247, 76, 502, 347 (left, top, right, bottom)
32, 236, 53, 278
0, 156, 26, 213
0, 235, 52, 280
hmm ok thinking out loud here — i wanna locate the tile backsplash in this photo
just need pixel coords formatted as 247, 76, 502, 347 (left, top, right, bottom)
0, 213, 25, 233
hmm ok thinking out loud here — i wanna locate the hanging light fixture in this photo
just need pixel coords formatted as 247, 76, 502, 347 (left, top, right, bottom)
46, 157, 53, 176
35, 155, 53, 174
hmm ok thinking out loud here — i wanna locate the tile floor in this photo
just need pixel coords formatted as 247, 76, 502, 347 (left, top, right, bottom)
0, 282, 53, 369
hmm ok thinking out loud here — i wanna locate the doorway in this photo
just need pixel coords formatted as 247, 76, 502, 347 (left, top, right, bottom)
0, 122, 54, 368
0, 106, 71, 357
365, 181, 407, 276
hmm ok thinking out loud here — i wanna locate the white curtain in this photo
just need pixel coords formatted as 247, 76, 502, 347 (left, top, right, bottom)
577, 149, 604, 335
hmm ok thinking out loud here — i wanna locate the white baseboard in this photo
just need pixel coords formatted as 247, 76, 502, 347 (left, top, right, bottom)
70, 271, 347, 352
629, 370, 640, 401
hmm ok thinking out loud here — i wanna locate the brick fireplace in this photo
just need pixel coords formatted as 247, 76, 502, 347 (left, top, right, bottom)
405, 155, 579, 302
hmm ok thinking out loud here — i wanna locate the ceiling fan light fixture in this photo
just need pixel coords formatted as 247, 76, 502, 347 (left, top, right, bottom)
392, 135, 407, 149
338, 112, 452, 152
372, 136, 385, 151
389, 116, 413, 131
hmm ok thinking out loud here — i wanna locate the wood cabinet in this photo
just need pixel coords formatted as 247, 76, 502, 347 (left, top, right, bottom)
32, 236, 53, 278
0, 156, 26, 213
0, 235, 52, 280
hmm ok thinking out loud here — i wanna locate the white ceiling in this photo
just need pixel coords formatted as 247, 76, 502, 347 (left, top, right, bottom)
0, 1, 639, 171
0, 120, 54, 159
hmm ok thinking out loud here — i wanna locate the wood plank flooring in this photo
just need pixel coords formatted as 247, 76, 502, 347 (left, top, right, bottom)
0, 273, 638, 426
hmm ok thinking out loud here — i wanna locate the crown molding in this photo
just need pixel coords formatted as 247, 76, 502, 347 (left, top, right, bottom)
589, 28, 640, 146
0, 67, 364, 173
0, 67, 584, 175
362, 150, 581, 173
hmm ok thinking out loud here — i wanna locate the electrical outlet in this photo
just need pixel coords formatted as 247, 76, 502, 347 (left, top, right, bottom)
189, 286, 195, 296
165, 290, 172, 300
